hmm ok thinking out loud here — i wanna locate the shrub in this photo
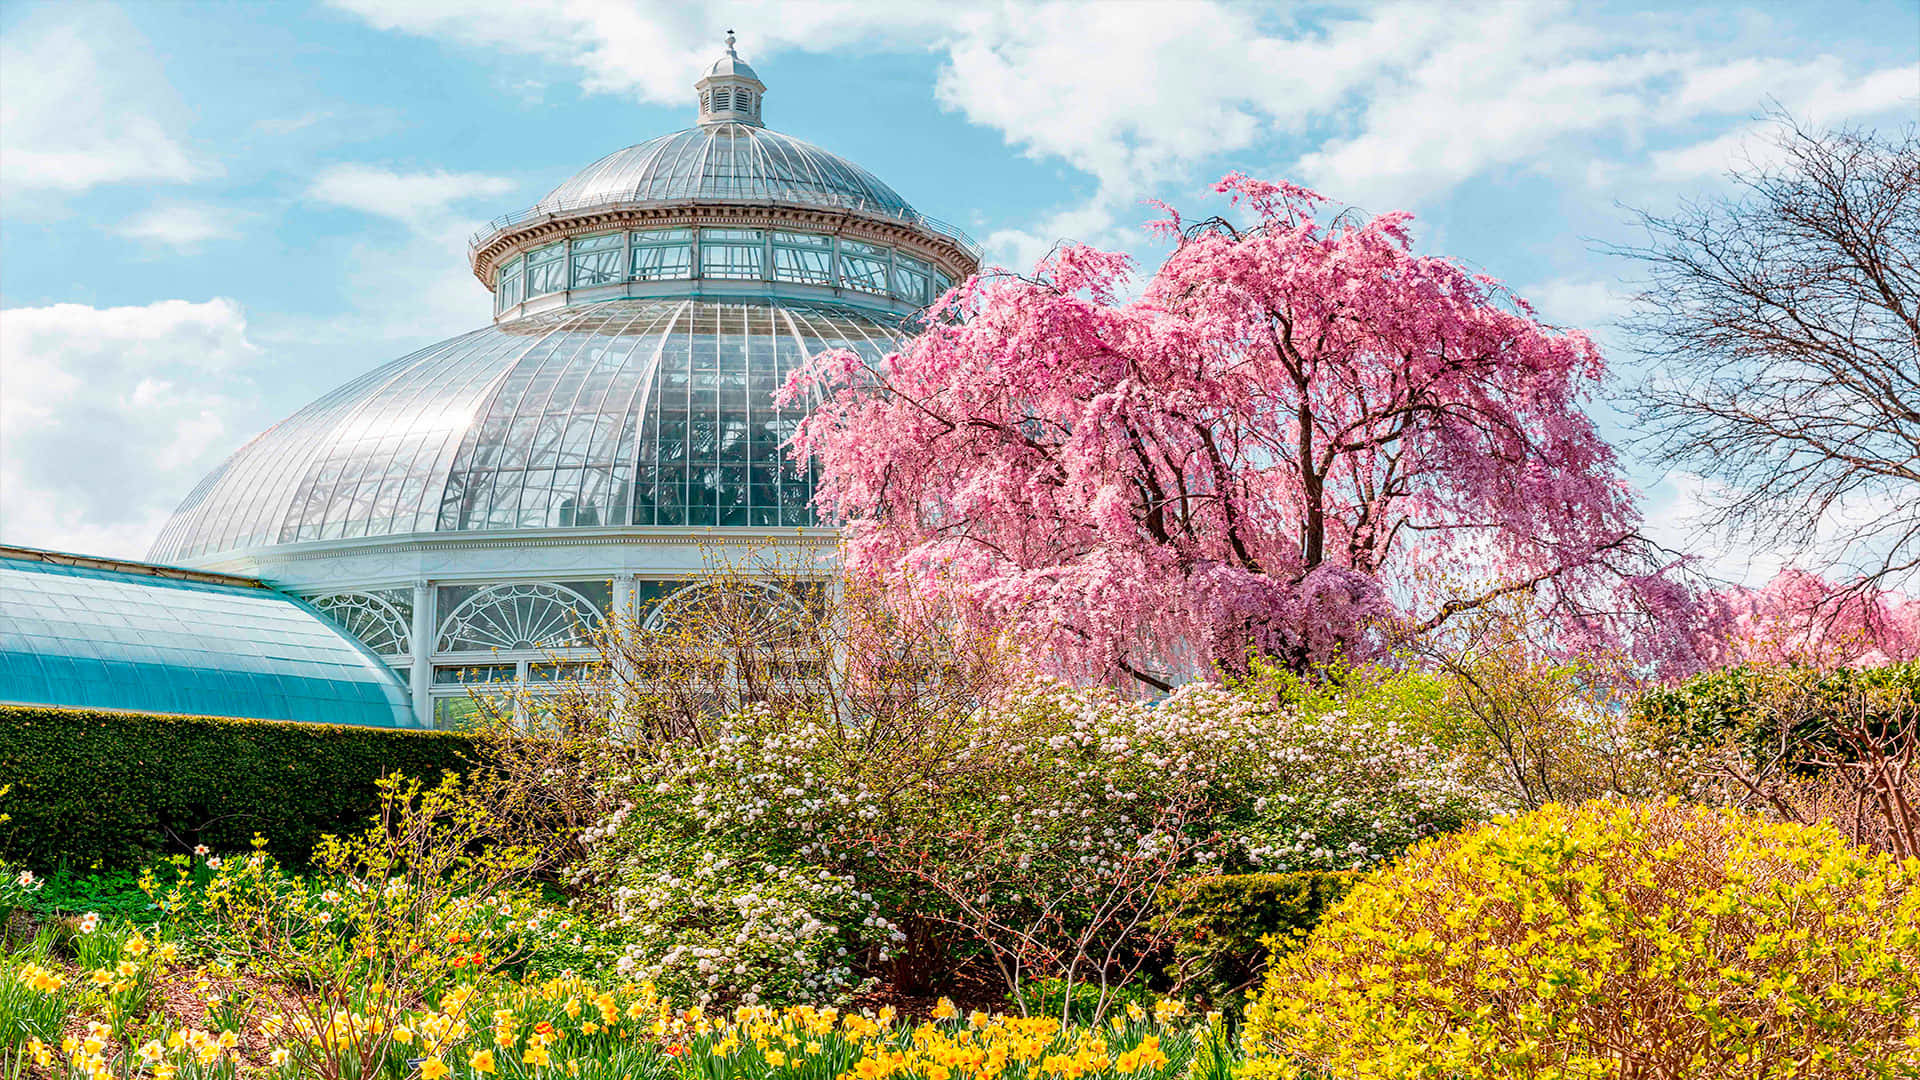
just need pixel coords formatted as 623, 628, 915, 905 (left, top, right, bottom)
0, 705, 477, 869
1638, 662, 1920, 855
1157, 871, 1357, 1008
1406, 603, 1679, 812
1245, 801, 1920, 1078
571, 667, 1480, 1009
1633, 660, 1920, 755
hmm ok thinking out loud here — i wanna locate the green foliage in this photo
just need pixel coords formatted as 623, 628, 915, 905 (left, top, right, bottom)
1024, 975, 1158, 1025
1633, 660, 1920, 757
1157, 871, 1357, 1009
18, 868, 151, 919
1245, 801, 1920, 1079
0, 928, 68, 1052
0, 705, 477, 870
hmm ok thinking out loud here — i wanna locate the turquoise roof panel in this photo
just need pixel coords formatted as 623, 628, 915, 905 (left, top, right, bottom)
0, 555, 416, 727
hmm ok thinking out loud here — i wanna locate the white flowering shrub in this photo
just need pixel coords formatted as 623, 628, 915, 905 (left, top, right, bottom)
574, 711, 905, 1004
573, 665, 1483, 1004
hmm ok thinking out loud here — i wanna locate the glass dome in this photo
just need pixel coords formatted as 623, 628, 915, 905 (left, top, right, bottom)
532, 125, 916, 221
149, 298, 910, 563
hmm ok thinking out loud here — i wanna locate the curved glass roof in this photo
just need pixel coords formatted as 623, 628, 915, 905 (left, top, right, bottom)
533, 125, 916, 220
0, 551, 416, 727
150, 298, 908, 563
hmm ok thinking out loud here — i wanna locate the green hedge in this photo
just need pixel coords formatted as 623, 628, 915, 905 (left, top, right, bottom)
1159, 870, 1359, 1009
0, 705, 479, 870
1632, 661, 1920, 762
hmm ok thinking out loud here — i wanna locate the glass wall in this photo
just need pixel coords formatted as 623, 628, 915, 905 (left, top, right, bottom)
496, 227, 956, 312
150, 298, 913, 560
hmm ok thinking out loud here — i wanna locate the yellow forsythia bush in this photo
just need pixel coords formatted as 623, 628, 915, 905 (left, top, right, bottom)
1243, 800, 1920, 1079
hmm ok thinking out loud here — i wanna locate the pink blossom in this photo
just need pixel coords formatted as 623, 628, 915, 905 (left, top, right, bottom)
1710, 570, 1920, 668
788, 175, 1708, 688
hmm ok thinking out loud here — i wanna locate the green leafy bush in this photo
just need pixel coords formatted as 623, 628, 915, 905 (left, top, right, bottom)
0, 705, 477, 870
569, 669, 1480, 1008
1633, 660, 1920, 756
1245, 801, 1920, 1078
1158, 871, 1357, 1008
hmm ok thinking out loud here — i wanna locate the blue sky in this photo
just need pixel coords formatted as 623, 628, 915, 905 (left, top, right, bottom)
2, 0, 1915, 578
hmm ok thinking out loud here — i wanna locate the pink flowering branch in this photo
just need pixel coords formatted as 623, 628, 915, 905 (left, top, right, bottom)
788, 174, 1713, 689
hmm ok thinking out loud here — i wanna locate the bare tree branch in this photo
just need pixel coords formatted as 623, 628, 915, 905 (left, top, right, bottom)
1616, 112, 1920, 596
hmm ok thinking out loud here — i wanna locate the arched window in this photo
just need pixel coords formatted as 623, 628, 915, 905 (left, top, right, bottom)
436, 582, 602, 653
640, 579, 827, 692
712, 87, 733, 112
308, 591, 411, 658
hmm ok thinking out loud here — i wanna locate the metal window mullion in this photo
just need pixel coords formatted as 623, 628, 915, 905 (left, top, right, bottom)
512, 312, 596, 529
553, 304, 650, 527
433, 316, 575, 531
614, 299, 688, 525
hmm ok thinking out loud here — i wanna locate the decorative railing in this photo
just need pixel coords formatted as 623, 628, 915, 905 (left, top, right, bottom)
470, 192, 983, 262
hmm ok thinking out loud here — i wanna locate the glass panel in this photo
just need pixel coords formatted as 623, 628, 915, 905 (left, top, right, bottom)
773, 245, 833, 285
570, 233, 626, 287
496, 256, 525, 309
435, 583, 602, 652
891, 255, 930, 304
308, 592, 412, 656
148, 299, 921, 561
432, 694, 503, 730
434, 663, 516, 685
0, 556, 414, 728
525, 241, 567, 296
632, 242, 693, 281
839, 241, 890, 294
529, 660, 604, 682
701, 230, 765, 280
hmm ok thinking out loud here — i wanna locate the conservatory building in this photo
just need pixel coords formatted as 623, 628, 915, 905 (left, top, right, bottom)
144, 37, 980, 727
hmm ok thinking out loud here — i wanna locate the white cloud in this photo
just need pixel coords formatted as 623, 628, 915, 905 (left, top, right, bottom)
116, 204, 240, 253
1670, 55, 1919, 118
1639, 469, 1916, 590
1292, 8, 1674, 209
0, 299, 268, 560
1652, 58, 1920, 180
1519, 278, 1625, 336
308, 164, 516, 229
0, 9, 215, 196
326, 0, 954, 104
300, 165, 518, 340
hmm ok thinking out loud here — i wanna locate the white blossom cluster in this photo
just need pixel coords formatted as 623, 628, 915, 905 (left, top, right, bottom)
573, 677, 1485, 998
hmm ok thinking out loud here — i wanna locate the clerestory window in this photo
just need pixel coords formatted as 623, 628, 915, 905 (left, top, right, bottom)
631, 228, 694, 280
569, 233, 626, 288
524, 241, 567, 297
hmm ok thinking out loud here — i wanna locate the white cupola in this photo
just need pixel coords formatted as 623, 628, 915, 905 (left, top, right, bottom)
696, 31, 766, 128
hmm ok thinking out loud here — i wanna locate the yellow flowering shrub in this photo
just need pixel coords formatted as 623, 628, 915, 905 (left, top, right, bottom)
1244, 800, 1920, 1078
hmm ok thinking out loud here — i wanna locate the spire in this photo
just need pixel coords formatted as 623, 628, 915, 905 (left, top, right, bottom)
696, 30, 766, 128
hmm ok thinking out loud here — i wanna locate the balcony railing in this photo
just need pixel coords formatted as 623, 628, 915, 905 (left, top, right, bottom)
470, 192, 983, 263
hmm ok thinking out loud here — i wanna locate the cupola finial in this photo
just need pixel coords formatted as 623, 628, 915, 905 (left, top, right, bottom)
696, 29, 766, 128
